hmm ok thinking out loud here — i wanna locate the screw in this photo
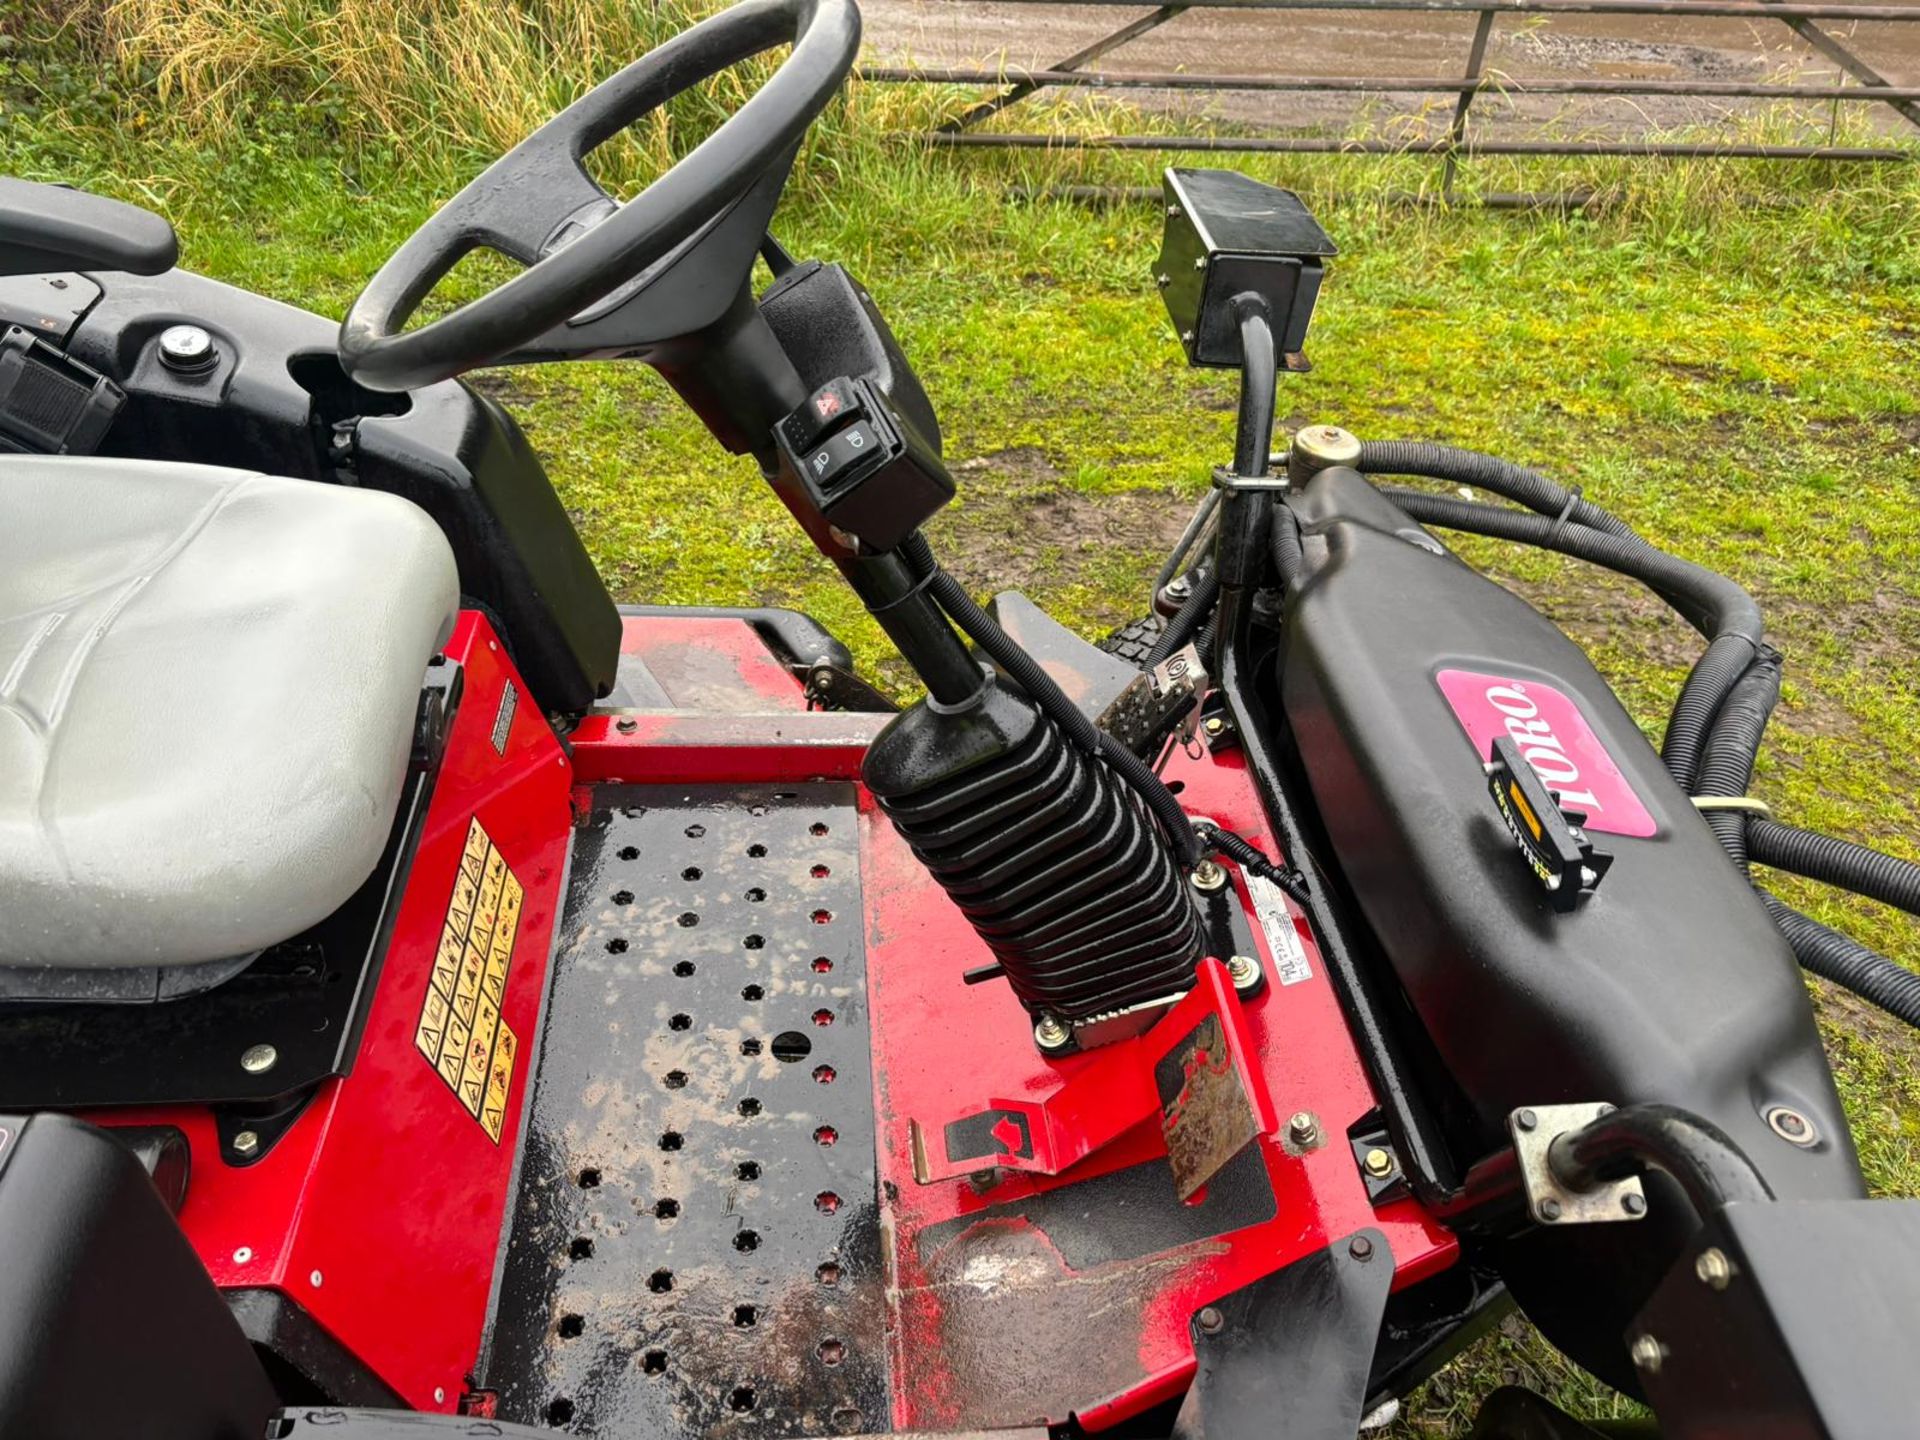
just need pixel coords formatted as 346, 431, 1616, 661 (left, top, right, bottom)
1165, 574, 1193, 601
1166, 203, 1179, 216
616, 717, 638, 733
1694, 1247, 1733, 1290
1514, 1108, 1538, 1132
1196, 1306, 1224, 1334
1287, 1111, 1321, 1149
1203, 716, 1226, 738
1630, 1333, 1665, 1374
1156, 273, 1171, 288
1538, 1197, 1563, 1222
240, 1043, 278, 1075
1765, 1105, 1817, 1147
232, 1130, 260, 1158
310, 1269, 324, 1288
1348, 1235, 1375, 1262
435, 1388, 447, 1405
233, 1246, 254, 1264
1034, 1015, 1071, 1051
812, 668, 835, 692
1362, 1147, 1395, 1180
1190, 859, 1228, 893
1622, 1191, 1647, 1217
1192, 256, 1206, 270
1180, 329, 1195, 344
1226, 953, 1260, 991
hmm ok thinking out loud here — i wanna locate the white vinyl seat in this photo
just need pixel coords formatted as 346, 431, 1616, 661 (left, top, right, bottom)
0, 457, 459, 995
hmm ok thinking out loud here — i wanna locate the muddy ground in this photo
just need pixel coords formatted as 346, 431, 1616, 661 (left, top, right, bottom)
861, 0, 1920, 139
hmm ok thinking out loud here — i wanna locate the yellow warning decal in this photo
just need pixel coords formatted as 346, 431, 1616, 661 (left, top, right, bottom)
415, 817, 523, 1142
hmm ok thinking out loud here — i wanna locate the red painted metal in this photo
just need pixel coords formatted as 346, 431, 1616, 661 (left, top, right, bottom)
909, 960, 1272, 1186
90, 613, 573, 1412
570, 710, 885, 785
617, 614, 809, 709
862, 738, 1458, 1433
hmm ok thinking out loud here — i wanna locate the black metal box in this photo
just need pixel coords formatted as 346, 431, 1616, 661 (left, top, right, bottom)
1154, 168, 1336, 369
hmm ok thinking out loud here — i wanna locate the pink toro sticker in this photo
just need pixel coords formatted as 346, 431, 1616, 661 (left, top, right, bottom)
1436, 668, 1657, 838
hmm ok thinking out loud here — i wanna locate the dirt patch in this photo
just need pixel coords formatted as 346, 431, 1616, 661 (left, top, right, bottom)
1814, 979, 1920, 1079
930, 446, 1197, 600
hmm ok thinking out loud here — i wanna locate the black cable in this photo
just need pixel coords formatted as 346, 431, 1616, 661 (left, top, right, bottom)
1761, 894, 1920, 1027
1356, 440, 1640, 542
1692, 647, 1783, 870
1750, 821, 1920, 921
896, 533, 1200, 868
1196, 822, 1311, 905
1379, 486, 1762, 790
1144, 566, 1219, 667
1270, 502, 1306, 591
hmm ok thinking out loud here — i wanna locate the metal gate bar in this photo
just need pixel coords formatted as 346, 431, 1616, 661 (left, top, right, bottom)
861, 0, 1920, 167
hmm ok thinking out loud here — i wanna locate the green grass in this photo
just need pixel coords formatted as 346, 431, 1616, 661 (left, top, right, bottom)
7, 6, 1920, 1430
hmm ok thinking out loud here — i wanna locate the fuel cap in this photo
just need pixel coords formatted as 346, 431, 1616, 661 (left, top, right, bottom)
157, 323, 217, 373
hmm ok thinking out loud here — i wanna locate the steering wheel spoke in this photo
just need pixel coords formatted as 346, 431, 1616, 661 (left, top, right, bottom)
338, 0, 861, 392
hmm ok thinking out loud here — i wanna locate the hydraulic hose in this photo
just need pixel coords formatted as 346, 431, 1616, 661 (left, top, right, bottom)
1692, 647, 1783, 870
1750, 822, 1920, 921
1379, 486, 1762, 790
1761, 894, 1920, 1027
1145, 566, 1219, 667
1547, 1102, 1775, 1218
1356, 440, 1640, 542
897, 532, 1200, 867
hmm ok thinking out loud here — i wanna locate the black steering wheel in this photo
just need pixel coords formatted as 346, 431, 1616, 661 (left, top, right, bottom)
338, 0, 859, 393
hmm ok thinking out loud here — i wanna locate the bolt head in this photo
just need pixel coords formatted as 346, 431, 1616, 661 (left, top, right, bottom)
1765, 1105, 1818, 1147
309, 1269, 324, 1288
1196, 1305, 1224, 1334
232, 1246, 253, 1264
1287, 1111, 1320, 1148
1203, 716, 1226, 737
1180, 329, 1195, 345
1156, 272, 1171, 288
1630, 1333, 1665, 1374
615, 717, 638, 733
1192, 256, 1206, 270
1694, 1247, 1733, 1290
240, 1043, 278, 1075
1539, 1197, 1563, 1223
1514, 1108, 1538, 1132
1348, 1234, 1375, 1262
1166, 203, 1180, 216
1622, 1191, 1647, 1217
1362, 1147, 1395, 1179
1227, 953, 1260, 991
1190, 860, 1228, 893
232, 1130, 260, 1157
1034, 1016, 1071, 1051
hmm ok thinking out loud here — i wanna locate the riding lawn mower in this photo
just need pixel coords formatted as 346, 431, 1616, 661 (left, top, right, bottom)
3, 1, 1919, 1436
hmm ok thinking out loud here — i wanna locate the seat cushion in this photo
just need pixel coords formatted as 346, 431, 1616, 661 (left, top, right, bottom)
0, 457, 459, 969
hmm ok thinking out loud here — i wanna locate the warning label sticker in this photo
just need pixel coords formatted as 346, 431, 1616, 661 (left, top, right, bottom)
415, 817, 523, 1142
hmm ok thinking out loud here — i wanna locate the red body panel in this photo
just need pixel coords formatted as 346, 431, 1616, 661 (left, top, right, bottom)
862, 740, 1458, 1432
92, 613, 572, 1412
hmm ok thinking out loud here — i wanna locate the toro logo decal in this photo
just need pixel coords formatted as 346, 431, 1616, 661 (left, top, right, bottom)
1436, 669, 1656, 838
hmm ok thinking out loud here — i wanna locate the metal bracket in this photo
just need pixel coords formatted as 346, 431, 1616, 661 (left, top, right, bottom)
1096, 642, 1206, 752
1209, 464, 1291, 493
909, 959, 1276, 1195
1509, 1103, 1646, 1226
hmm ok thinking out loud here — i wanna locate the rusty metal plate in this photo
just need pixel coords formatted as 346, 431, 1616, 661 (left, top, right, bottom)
1156, 1013, 1260, 1202
479, 784, 887, 1437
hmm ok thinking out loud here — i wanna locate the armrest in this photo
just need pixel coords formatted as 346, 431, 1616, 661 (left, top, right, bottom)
0, 177, 178, 278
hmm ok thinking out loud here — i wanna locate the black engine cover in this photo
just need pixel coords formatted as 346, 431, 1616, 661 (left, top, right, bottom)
1278, 468, 1862, 1386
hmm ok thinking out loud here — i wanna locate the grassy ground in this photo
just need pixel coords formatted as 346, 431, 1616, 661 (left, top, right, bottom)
7, 4, 1920, 1430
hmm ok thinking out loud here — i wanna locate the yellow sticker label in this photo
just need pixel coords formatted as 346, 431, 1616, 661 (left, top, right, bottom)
415, 818, 522, 1142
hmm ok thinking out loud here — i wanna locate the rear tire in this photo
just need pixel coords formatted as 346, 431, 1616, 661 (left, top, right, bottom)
1099, 614, 1164, 668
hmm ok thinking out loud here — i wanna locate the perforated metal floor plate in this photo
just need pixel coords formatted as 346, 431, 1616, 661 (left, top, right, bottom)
481, 785, 886, 1438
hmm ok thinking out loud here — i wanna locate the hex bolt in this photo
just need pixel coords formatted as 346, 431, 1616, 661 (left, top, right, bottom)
232, 1130, 260, 1158
1156, 273, 1171, 289
1190, 860, 1228, 893
1202, 715, 1227, 739
1362, 1147, 1395, 1180
1348, 1235, 1375, 1262
1180, 329, 1195, 345
1196, 1306, 1224, 1334
1287, 1111, 1322, 1150
240, 1043, 278, 1075
1165, 574, 1193, 601
1514, 1108, 1538, 1132
1630, 1334, 1666, 1375
1538, 1197, 1564, 1223
1694, 1247, 1734, 1291
1622, 1191, 1648, 1217
1227, 953, 1261, 992
1033, 1015, 1072, 1052
1192, 256, 1206, 271
616, 717, 638, 734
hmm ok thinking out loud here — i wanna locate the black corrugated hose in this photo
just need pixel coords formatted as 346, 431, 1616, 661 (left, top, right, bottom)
1365, 450, 1920, 1029
896, 532, 1200, 868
